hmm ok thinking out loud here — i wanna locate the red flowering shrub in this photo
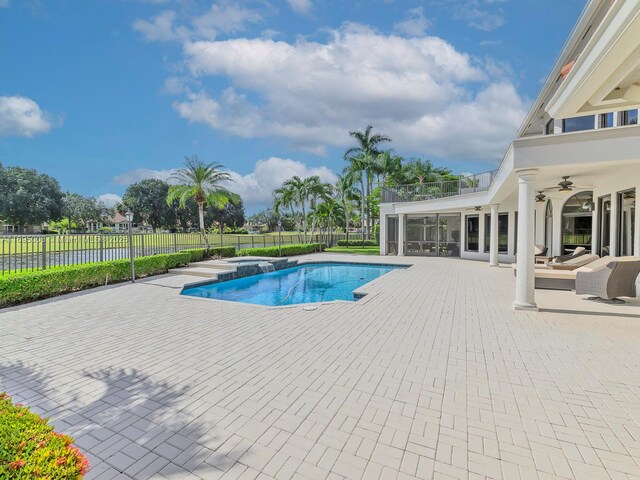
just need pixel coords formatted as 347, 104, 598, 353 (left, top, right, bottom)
0, 392, 89, 479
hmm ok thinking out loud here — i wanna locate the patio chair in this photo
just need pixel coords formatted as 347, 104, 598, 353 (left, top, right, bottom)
551, 246, 586, 264
534, 244, 548, 256
547, 253, 599, 270
575, 257, 640, 303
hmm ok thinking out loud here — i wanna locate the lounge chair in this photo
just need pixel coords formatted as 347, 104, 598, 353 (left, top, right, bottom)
575, 257, 640, 303
547, 253, 599, 270
534, 245, 548, 256
551, 246, 586, 264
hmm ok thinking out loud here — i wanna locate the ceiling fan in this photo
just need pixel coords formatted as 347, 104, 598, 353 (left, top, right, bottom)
540, 176, 591, 194
464, 206, 483, 211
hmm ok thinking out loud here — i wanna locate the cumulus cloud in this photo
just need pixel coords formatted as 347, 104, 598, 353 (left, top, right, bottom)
133, 1, 261, 42
0, 95, 58, 137
170, 23, 526, 162
287, 0, 312, 15
112, 157, 337, 209
394, 7, 431, 36
98, 193, 123, 208
133, 10, 187, 42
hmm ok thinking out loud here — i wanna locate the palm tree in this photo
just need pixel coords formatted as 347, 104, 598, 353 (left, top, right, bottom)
375, 151, 403, 186
281, 176, 310, 241
335, 172, 359, 243
306, 177, 332, 241
344, 125, 391, 238
316, 196, 343, 246
166, 156, 236, 249
273, 183, 300, 241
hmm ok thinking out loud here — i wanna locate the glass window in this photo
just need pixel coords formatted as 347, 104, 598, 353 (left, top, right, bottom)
621, 109, 639, 126
545, 119, 554, 135
439, 214, 461, 257
562, 191, 593, 254
465, 215, 479, 252
617, 189, 636, 256
406, 215, 437, 256
599, 112, 614, 128
484, 213, 508, 254
386, 216, 398, 255
562, 115, 595, 133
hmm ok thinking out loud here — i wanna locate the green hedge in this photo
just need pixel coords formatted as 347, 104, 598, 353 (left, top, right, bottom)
208, 246, 236, 258
0, 252, 190, 308
336, 240, 379, 247
0, 392, 89, 478
237, 243, 325, 257
181, 248, 207, 262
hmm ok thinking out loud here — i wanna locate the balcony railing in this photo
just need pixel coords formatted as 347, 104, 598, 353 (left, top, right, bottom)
381, 170, 497, 203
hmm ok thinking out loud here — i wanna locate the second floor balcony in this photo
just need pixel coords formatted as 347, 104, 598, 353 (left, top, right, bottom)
381, 170, 497, 204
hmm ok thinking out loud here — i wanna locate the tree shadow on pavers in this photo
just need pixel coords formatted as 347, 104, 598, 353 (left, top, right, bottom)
0, 362, 241, 478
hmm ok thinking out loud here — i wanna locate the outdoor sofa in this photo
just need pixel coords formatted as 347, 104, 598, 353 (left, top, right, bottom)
575, 257, 640, 303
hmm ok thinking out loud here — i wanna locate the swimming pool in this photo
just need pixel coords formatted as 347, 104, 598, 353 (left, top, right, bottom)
181, 262, 404, 306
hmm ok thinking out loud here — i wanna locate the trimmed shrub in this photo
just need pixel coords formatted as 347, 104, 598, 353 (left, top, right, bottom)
336, 240, 379, 247
0, 392, 89, 479
165, 252, 191, 269
208, 246, 236, 258
0, 254, 184, 308
181, 248, 207, 262
237, 243, 325, 257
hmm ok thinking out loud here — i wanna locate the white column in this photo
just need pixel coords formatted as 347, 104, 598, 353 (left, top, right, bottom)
635, 185, 640, 256
398, 214, 406, 256
379, 214, 387, 255
489, 204, 499, 267
514, 169, 538, 311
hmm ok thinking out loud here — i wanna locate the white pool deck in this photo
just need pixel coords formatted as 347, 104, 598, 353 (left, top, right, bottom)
1, 253, 640, 480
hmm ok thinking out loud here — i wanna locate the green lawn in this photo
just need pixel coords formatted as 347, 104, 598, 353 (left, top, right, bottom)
325, 246, 380, 255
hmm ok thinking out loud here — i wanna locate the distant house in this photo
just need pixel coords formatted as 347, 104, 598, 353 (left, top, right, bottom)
86, 213, 138, 233
1, 224, 44, 235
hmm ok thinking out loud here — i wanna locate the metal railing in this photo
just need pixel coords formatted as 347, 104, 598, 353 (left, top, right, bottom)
381, 170, 497, 203
0, 232, 364, 275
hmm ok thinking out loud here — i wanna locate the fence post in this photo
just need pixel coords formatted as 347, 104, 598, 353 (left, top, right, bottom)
174, 233, 178, 252
141, 234, 145, 257
251, 236, 254, 248
237, 236, 241, 249
99, 235, 104, 262
41, 236, 47, 270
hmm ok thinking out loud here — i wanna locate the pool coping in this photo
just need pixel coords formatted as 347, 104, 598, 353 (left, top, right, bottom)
178, 259, 411, 309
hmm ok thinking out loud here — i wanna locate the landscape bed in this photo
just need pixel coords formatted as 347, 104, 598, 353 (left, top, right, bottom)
181, 261, 406, 306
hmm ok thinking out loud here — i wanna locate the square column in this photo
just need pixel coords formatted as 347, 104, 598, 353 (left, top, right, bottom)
514, 169, 538, 311
398, 214, 406, 256
489, 204, 499, 267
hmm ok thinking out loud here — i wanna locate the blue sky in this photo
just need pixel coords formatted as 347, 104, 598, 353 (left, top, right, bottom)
0, 0, 585, 212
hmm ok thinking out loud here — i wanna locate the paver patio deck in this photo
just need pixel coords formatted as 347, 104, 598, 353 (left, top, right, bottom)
1, 254, 640, 480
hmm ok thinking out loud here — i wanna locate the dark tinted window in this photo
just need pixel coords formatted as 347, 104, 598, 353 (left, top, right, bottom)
563, 115, 594, 133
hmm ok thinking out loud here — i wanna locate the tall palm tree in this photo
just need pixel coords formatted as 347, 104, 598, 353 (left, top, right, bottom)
375, 151, 403, 186
281, 176, 309, 241
316, 197, 343, 246
335, 172, 359, 242
344, 125, 391, 238
166, 156, 236, 249
273, 183, 300, 241
306, 177, 332, 241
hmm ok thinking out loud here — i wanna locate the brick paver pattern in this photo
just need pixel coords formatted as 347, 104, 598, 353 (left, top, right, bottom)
1, 254, 640, 480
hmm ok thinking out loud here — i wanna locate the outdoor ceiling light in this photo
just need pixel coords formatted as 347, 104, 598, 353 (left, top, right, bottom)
535, 191, 547, 203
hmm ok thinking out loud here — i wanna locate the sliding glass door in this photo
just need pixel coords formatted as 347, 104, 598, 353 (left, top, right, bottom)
598, 195, 611, 256
405, 214, 460, 257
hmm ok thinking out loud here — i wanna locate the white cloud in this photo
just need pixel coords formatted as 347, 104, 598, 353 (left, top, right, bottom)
170, 23, 526, 162
192, 1, 262, 39
133, 1, 261, 42
98, 193, 123, 208
452, 0, 506, 31
113, 157, 337, 209
0, 95, 58, 137
394, 7, 431, 37
287, 0, 312, 15
133, 10, 186, 42
113, 168, 178, 185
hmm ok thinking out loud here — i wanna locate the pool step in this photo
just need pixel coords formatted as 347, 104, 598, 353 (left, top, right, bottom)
196, 260, 238, 270
169, 266, 232, 278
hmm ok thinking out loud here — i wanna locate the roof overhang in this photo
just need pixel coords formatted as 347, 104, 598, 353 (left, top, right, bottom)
547, 0, 640, 118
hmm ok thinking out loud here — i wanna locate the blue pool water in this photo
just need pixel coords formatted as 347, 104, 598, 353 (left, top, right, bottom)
181, 262, 404, 306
